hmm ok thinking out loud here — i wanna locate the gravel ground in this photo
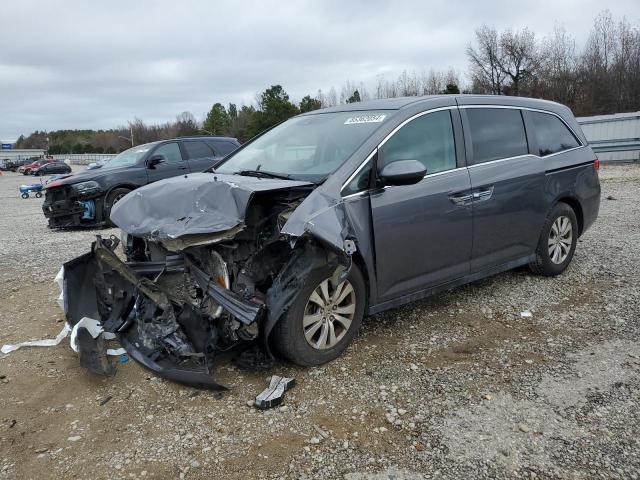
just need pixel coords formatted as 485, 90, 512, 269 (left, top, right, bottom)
0, 165, 639, 479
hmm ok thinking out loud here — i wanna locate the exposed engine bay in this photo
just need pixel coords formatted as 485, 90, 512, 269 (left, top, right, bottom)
62, 173, 354, 389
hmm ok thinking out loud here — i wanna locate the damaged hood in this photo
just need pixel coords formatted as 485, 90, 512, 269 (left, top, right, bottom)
111, 173, 313, 241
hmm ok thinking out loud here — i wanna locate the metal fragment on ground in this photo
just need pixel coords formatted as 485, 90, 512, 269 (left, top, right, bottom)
254, 375, 296, 409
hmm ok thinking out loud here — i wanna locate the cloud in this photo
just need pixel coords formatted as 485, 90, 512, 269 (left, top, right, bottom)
1, 0, 638, 140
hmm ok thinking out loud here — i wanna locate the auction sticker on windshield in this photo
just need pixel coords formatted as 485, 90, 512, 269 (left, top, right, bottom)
344, 114, 387, 125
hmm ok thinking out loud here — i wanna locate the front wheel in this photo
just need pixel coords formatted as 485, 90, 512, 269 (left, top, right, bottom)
529, 202, 578, 276
21, 192, 29, 199
272, 264, 366, 366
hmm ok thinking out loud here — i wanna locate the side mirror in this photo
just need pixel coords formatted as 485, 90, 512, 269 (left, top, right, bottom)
379, 160, 426, 186
147, 154, 165, 169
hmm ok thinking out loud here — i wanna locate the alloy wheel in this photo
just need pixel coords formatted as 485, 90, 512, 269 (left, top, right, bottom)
303, 278, 356, 350
548, 215, 573, 264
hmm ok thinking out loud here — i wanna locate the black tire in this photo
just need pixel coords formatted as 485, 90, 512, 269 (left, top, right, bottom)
272, 263, 366, 367
529, 202, 578, 276
103, 188, 130, 226
21, 192, 28, 199
35, 192, 43, 198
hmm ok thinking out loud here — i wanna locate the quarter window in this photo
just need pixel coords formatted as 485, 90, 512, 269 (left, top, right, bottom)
211, 141, 238, 156
342, 162, 372, 196
380, 110, 456, 175
153, 142, 183, 164
465, 108, 528, 164
529, 111, 580, 156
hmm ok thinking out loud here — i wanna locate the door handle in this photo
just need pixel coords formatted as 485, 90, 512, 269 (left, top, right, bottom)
449, 193, 473, 206
178, 166, 188, 170
472, 186, 494, 201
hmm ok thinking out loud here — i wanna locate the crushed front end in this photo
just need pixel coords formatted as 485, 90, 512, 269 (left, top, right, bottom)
60, 173, 347, 389
63, 235, 262, 389
43, 181, 103, 228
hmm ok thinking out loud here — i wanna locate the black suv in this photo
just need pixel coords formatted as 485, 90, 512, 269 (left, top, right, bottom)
42, 136, 240, 228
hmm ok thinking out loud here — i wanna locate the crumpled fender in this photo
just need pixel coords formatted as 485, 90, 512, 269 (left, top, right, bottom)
280, 184, 378, 315
281, 188, 355, 255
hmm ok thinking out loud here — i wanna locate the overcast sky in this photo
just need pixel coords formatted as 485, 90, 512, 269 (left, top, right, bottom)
1, 0, 639, 141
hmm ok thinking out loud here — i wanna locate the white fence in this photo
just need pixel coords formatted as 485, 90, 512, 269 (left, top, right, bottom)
50, 154, 118, 165
577, 112, 640, 163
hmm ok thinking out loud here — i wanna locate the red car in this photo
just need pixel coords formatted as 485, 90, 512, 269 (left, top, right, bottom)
18, 159, 54, 175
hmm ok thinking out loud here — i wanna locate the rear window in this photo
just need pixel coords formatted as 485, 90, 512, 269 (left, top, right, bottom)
529, 111, 580, 156
465, 108, 529, 164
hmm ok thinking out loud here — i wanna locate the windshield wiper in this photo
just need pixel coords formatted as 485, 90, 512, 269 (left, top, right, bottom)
236, 169, 292, 180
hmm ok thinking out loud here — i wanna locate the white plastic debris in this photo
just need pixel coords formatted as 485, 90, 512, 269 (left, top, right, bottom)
69, 317, 125, 356
1, 269, 125, 357
1, 319, 125, 356
520, 310, 533, 318
54, 266, 65, 310
1, 323, 71, 354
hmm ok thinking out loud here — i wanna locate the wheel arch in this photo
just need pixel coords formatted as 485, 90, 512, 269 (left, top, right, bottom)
350, 250, 370, 309
555, 196, 584, 236
263, 239, 367, 353
104, 183, 137, 199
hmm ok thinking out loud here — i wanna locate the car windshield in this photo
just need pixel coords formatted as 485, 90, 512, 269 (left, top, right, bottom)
216, 111, 390, 182
103, 143, 156, 169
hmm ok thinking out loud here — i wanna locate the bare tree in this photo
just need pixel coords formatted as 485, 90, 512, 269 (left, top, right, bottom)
326, 87, 338, 107
540, 24, 578, 105
497, 27, 541, 95
467, 25, 506, 94
423, 69, 443, 94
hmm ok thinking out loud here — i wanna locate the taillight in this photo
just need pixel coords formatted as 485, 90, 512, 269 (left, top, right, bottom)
594, 158, 599, 170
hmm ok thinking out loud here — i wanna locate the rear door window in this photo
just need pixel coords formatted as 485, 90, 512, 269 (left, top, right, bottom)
529, 111, 580, 156
183, 141, 214, 160
465, 108, 528, 164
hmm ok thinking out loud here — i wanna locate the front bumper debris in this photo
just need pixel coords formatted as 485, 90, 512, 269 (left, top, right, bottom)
43, 186, 102, 228
63, 236, 264, 390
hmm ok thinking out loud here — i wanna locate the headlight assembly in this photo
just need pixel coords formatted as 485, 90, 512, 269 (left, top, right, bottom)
72, 181, 100, 196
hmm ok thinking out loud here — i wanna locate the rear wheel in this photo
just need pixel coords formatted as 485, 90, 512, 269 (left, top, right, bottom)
103, 188, 130, 226
529, 202, 578, 276
273, 264, 366, 366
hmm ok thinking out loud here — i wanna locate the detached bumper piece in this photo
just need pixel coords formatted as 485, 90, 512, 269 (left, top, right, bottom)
63, 236, 263, 390
77, 327, 115, 376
